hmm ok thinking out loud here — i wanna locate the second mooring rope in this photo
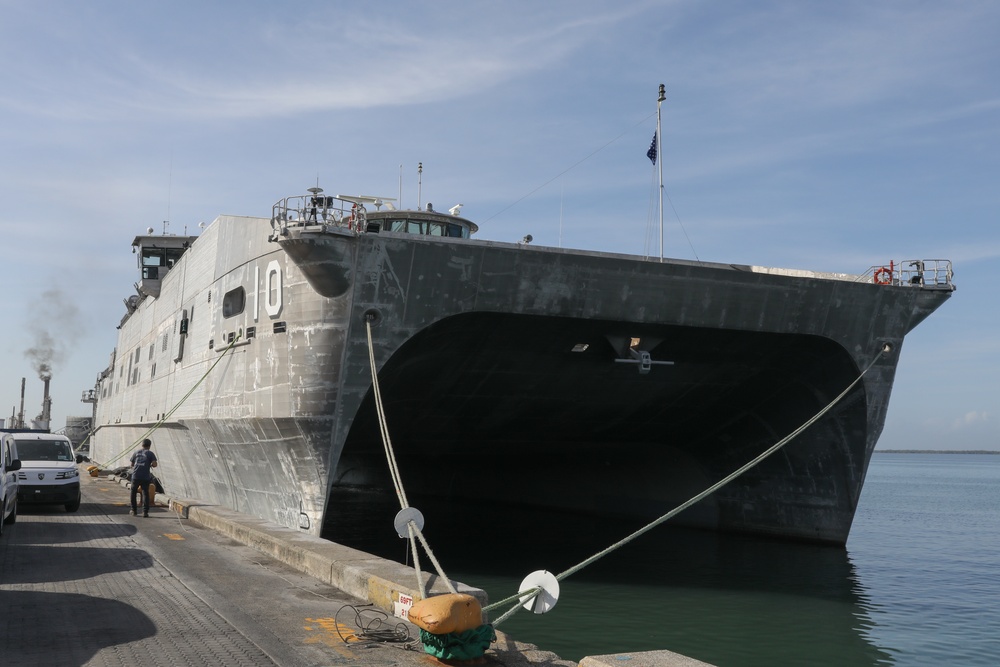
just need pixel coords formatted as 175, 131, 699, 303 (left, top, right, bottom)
94, 333, 244, 470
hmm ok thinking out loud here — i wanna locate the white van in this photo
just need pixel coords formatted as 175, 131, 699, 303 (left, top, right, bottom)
1, 432, 22, 535
12, 432, 83, 512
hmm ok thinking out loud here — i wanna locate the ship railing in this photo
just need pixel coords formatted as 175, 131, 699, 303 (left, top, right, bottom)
860, 259, 954, 288
270, 194, 360, 238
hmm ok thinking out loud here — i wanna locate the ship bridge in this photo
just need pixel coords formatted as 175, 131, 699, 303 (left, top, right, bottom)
131, 232, 198, 299
269, 188, 477, 241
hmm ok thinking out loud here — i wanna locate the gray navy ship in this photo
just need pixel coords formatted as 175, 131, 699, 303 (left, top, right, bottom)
88, 188, 954, 545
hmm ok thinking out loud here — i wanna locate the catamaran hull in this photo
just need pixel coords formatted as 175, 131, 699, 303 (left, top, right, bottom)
91, 214, 952, 545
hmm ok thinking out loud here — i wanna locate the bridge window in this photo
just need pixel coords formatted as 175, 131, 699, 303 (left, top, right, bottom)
385, 218, 469, 238
165, 248, 185, 268
140, 247, 186, 279
141, 248, 164, 279
388, 219, 408, 232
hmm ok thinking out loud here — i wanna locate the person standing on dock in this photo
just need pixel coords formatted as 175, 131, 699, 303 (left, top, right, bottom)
129, 439, 158, 518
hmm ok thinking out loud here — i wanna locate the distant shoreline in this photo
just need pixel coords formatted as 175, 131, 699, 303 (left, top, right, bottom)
875, 450, 1000, 455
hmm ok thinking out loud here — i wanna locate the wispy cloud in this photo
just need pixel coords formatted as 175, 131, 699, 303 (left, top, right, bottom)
953, 411, 989, 430
0, 2, 646, 122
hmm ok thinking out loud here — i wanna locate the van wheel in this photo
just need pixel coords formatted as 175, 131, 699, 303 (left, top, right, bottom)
2, 499, 15, 525
65, 497, 81, 512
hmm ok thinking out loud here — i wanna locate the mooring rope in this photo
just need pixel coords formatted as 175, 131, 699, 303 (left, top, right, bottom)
365, 320, 408, 510
94, 333, 244, 470
485, 345, 890, 627
365, 319, 458, 598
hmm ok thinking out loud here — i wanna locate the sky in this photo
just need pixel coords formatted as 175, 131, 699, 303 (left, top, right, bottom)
0, 1, 996, 450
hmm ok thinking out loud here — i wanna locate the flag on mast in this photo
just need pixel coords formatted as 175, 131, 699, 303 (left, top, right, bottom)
646, 132, 657, 164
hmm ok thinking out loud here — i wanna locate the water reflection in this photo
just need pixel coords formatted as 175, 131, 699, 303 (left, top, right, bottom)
324, 489, 892, 665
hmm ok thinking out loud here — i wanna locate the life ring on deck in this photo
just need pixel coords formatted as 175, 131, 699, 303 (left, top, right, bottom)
873, 267, 892, 285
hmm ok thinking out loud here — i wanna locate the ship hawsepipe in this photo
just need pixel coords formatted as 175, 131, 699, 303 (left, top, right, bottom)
90, 191, 954, 545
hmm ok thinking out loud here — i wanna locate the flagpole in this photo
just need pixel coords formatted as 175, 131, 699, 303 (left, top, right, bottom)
657, 83, 665, 262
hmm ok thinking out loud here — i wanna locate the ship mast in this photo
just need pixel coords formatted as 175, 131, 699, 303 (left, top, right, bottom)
656, 83, 665, 262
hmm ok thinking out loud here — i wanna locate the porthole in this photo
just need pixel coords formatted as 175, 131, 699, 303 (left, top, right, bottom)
223, 287, 246, 318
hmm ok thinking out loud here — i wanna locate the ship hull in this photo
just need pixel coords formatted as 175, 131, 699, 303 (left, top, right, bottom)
91, 214, 952, 545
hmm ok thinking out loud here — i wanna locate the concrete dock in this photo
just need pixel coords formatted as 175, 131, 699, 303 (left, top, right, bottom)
0, 466, 713, 666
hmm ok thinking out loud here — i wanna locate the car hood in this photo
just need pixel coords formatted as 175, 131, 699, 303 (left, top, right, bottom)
18, 460, 77, 470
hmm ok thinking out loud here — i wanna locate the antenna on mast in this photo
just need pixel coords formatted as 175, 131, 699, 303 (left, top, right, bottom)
656, 83, 665, 262
417, 162, 423, 210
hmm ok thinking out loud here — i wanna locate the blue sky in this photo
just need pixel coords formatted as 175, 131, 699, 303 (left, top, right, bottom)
1, 1, 996, 450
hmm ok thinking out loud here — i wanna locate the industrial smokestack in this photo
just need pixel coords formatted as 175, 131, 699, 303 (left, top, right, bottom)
41, 373, 52, 426
32, 373, 52, 431
18, 377, 26, 429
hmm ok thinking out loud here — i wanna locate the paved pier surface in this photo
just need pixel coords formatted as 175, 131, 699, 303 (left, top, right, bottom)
0, 467, 711, 666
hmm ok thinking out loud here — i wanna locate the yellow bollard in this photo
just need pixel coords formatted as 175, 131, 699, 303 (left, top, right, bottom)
407, 593, 483, 635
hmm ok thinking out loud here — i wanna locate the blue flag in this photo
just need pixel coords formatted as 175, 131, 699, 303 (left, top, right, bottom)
646, 132, 657, 165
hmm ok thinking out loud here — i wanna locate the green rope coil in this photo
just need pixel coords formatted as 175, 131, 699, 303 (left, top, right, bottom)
419, 624, 495, 660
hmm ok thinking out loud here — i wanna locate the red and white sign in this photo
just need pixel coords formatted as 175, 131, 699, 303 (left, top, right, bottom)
394, 592, 414, 620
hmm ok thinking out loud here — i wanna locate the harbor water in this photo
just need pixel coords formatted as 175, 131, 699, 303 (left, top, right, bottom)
326, 453, 1000, 665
